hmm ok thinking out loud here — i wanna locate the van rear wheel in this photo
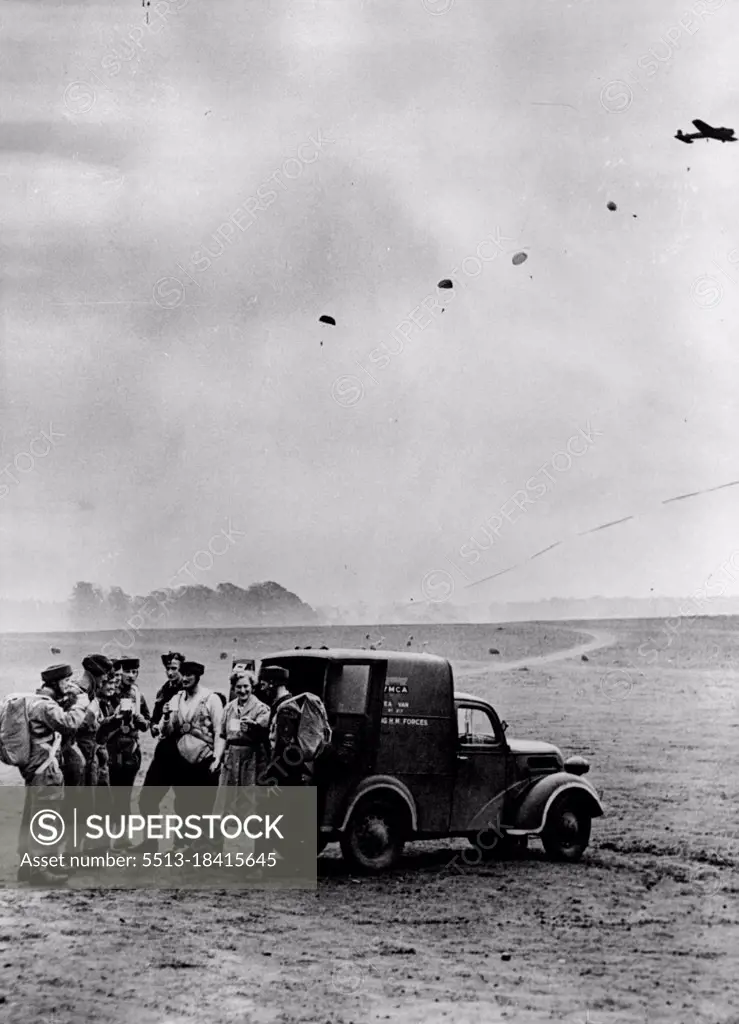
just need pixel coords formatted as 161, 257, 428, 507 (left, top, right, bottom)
340, 801, 405, 873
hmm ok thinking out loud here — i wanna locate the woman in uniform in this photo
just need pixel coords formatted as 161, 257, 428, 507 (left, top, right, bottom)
213, 669, 270, 787
212, 669, 270, 863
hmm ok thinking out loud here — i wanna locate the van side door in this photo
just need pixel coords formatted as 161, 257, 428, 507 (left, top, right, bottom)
450, 701, 508, 834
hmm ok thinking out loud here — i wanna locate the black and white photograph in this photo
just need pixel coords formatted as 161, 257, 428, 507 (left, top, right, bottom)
1, 0, 738, 1021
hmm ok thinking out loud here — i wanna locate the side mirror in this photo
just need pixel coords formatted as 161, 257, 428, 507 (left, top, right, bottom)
501, 720, 508, 733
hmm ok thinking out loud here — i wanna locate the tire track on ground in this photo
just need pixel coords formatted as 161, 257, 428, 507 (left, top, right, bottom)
453, 627, 616, 678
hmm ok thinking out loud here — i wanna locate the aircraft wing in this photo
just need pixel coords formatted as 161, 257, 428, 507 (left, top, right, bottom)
692, 119, 713, 133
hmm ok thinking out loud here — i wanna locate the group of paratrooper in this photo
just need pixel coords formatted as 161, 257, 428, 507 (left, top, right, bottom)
10, 650, 327, 883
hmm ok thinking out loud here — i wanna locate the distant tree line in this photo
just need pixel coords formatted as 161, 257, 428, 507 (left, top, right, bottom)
68, 580, 318, 629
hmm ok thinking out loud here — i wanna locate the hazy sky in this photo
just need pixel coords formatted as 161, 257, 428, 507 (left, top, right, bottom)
3, 0, 739, 610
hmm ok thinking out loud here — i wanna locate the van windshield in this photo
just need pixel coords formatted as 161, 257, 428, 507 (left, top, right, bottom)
327, 663, 370, 715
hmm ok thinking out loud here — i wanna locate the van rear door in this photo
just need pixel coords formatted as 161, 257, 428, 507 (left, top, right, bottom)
321, 659, 385, 825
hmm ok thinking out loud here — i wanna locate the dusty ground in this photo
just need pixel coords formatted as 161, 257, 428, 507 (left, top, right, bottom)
1, 618, 738, 1024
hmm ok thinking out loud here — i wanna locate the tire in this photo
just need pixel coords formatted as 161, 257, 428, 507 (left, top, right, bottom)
340, 800, 405, 873
468, 831, 527, 862
541, 795, 591, 862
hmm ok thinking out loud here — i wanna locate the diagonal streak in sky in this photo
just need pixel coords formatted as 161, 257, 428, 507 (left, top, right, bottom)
464, 476, 739, 590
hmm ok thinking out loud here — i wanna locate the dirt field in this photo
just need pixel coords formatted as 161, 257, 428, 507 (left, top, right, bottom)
1, 618, 737, 1024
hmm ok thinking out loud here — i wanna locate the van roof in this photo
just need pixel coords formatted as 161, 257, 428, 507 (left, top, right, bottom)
261, 648, 449, 666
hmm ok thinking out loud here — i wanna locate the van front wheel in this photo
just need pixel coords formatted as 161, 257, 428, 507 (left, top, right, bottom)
340, 801, 405, 873
541, 796, 591, 862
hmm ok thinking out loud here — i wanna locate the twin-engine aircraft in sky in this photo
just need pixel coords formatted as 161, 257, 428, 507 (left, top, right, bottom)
675, 119, 736, 144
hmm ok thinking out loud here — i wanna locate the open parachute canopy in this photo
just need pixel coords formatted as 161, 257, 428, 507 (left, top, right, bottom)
512, 252, 528, 266
437, 279, 453, 289
319, 315, 336, 326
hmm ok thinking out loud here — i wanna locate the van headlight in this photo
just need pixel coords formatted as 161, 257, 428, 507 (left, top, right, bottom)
564, 755, 589, 776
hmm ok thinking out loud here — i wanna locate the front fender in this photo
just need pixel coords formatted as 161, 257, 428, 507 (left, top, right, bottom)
338, 775, 419, 833
504, 772, 603, 836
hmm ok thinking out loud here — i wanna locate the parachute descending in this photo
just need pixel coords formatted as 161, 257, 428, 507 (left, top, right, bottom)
319, 315, 336, 326
437, 279, 453, 289
512, 252, 528, 266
